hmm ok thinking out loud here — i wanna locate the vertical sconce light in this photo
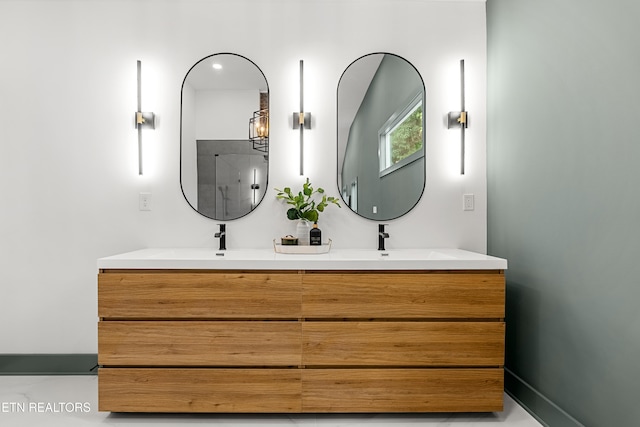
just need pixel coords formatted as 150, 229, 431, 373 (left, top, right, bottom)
135, 60, 155, 175
292, 60, 311, 176
447, 59, 468, 175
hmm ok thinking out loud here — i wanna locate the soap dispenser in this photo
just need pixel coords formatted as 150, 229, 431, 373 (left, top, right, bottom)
309, 222, 322, 246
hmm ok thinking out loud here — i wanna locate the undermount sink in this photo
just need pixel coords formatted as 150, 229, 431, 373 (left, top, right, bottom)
144, 248, 273, 260
333, 248, 458, 261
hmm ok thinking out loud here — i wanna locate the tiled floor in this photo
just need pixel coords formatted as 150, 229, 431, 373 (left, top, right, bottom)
0, 376, 542, 426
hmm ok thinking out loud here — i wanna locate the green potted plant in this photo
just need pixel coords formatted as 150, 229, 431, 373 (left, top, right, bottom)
275, 178, 341, 244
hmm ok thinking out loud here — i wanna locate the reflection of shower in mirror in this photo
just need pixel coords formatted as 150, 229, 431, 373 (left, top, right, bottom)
181, 53, 269, 221
217, 185, 229, 219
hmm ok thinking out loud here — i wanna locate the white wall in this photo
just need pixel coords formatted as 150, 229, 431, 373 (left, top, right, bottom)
0, 0, 487, 353
195, 89, 259, 140
181, 82, 197, 205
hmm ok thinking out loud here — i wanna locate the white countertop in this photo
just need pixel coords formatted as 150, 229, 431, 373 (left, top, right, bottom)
98, 247, 507, 271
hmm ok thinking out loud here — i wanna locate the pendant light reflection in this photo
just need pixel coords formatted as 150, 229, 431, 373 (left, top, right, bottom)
292, 60, 311, 176
135, 60, 155, 175
447, 59, 468, 175
249, 109, 269, 153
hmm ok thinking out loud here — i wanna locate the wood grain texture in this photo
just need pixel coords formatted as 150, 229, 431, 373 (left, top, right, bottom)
97, 269, 505, 413
99, 368, 301, 412
302, 368, 504, 412
303, 322, 504, 366
98, 271, 302, 319
302, 272, 504, 319
99, 321, 301, 366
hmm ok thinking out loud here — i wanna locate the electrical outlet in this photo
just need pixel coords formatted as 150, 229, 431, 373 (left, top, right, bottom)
139, 192, 152, 211
463, 194, 474, 211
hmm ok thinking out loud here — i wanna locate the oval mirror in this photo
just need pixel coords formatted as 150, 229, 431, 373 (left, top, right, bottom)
337, 53, 425, 220
181, 53, 269, 220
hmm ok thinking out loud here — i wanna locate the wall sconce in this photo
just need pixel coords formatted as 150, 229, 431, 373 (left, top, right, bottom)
249, 109, 269, 153
135, 60, 155, 175
447, 59, 468, 175
292, 60, 311, 176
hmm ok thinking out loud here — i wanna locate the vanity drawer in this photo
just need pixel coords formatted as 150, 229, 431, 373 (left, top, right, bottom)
99, 321, 301, 366
98, 271, 302, 319
302, 272, 504, 319
302, 368, 504, 412
99, 368, 302, 412
303, 322, 504, 366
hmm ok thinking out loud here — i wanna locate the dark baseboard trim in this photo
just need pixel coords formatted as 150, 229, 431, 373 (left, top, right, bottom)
505, 368, 585, 427
0, 354, 98, 375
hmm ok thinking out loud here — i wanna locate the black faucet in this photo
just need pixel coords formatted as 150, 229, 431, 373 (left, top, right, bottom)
214, 224, 226, 250
378, 224, 389, 251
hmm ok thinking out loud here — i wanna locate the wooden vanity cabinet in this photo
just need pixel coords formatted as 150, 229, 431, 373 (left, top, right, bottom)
98, 269, 505, 413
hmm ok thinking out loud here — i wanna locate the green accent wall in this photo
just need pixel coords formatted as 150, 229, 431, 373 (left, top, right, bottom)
0, 355, 97, 375
487, 0, 640, 426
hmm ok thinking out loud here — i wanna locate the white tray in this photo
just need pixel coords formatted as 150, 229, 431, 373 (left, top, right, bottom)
273, 239, 332, 254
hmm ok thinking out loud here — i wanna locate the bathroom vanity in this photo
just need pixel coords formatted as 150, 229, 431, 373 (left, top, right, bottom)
97, 248, 506, 413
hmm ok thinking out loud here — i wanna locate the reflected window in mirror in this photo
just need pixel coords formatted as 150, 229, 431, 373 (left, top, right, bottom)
337, 53, 425, 221
180, 53, 269, 220
379, 92, 423, 177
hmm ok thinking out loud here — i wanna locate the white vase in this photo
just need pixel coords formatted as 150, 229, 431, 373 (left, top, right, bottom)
296, 220, 311, 245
